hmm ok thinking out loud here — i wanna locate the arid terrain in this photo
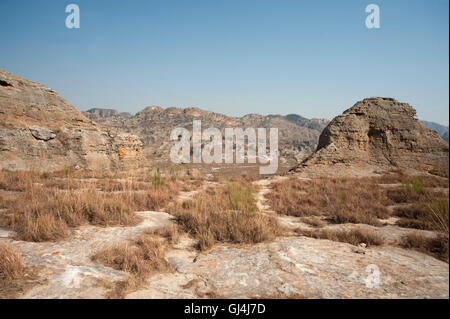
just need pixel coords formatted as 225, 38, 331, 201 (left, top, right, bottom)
0, 68, 449, 299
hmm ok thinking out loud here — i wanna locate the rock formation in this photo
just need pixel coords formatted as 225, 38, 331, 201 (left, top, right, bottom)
0, 68, 142, 171
297, 97, 449, 176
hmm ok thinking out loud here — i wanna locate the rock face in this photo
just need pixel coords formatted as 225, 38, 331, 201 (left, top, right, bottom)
298, 98, 449, 175
0, 68, 142, 171
84, 106, 329, 163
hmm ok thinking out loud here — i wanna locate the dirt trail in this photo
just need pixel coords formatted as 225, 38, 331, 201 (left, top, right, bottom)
253, 176, 288, 213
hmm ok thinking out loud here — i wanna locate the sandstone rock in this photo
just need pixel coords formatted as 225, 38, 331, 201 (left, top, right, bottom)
296, 97, 449, 176
4, 214, 447, 299
0, 68, 143, 172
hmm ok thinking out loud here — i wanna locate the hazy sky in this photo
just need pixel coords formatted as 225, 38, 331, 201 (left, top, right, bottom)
0, 0, 448, 125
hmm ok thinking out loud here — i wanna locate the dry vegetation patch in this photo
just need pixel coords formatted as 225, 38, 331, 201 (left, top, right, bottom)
385, 176, 449, 234
92, 231, 175, 298
146, 225, 181, 245
0, 169, 187, 242
400, 233, 449, 263
0, 170, 39, 191
0, 243, 23, 281
267, 177, 389, 226
170, 182, 281, 251
8, 185, 141, 242
393, 199, 449, 231
0, 243, 39, 298
269, 172, 449, 261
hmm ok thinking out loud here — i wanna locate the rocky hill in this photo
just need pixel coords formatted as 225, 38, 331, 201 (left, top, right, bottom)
0, 68, 142, 171
296, 97, 449, 176
83, 106, 329, 163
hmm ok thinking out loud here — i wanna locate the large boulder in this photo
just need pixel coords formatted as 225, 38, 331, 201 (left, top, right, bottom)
297, 97, 449, 176
0, 68, 142, 171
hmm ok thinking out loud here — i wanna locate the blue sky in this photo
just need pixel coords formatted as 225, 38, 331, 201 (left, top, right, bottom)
0, 0, 448, 124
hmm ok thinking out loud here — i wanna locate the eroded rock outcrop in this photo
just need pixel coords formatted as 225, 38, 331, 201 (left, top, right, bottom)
297, 97, 449, 176
0, 68, 142, 171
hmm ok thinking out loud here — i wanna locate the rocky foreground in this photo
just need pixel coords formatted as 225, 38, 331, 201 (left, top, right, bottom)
0, 176, 448, 299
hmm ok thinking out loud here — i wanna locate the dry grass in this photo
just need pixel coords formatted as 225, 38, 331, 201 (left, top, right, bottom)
145, 225, 180, 245
0, 243, 24, 281
394, 198, 449, 232
386, 176, 448, 204
301, 217, 326, 228
0, 243, 40, 299
386, 176, 449, 233
296, 228, 384, 247
267, 177, 389, 226
270, 173, 449, 257
92, 232, 174, 298
428, 198, 449, 234
0, 170, 185, 242
400, 233, 448, 263
373, 171, 449, 188
93, 235, 173, 277
8, 185, 142, 242
170, 182, 281, 251
397, 195, 449, 263
0, 170, 39, 191
268, 174, 448, 232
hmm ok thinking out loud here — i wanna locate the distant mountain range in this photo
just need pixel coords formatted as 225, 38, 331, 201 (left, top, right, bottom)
421, 121, 449, 142
84, 107, 330, 162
